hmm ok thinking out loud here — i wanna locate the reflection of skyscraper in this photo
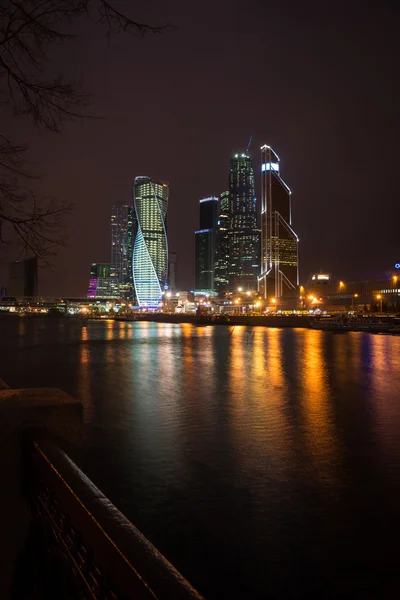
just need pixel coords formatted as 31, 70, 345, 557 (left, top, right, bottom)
228, 153, 260, 290
214, 190, 230, 292
258, 145, 299, 298
111, 202, 135, 298
133, 177, 169, 306
195, 197, 218, 291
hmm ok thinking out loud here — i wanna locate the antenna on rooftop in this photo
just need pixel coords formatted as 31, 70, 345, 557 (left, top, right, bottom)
246, 134, 253, 153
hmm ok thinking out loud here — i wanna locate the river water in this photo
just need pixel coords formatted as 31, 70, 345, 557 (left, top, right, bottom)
1, 316, 400, 598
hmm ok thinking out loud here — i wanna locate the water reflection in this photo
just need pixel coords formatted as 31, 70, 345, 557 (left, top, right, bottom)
78, 325, 93, 423
299, 330, 340, 489
2, 318, 400, 598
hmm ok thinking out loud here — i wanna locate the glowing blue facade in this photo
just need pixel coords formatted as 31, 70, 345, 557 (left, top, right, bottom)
132, 177, 169, 307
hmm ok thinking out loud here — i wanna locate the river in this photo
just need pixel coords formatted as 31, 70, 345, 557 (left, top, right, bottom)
1, 316, 400, 598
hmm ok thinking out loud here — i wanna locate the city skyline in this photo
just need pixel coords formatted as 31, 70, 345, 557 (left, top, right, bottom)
1, 2, 398, 296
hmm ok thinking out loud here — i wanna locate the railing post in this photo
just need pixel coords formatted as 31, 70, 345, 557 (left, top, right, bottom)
0, 384, 83, 600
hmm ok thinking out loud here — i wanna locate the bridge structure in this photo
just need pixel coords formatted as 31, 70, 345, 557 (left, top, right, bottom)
0, 296, 122, 312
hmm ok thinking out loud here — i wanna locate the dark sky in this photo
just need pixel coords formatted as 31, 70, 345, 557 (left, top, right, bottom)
3, 0, 400, 296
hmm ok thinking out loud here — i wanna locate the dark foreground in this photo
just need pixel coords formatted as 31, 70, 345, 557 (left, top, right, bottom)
2, 316, 400, 599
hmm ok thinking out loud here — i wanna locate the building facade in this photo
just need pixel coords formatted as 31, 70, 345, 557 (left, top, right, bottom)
228, 153, 260, 290
194, 197, 218, 292
167, 252, 178, 292
8, 257, 38, 297
87, 263, 120, 298
111, 203, 135, 298
132, 177, 169, 307
214, 190, 230, 293
90, 263, 111, 278
258, 145, 299, 299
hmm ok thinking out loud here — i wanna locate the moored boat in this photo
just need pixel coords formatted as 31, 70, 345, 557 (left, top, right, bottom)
311, 316, 349, 331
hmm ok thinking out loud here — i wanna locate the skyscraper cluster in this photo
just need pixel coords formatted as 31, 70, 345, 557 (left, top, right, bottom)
194, 145, 298, 298
87, 179, 173, 306
86, 143, 298, 305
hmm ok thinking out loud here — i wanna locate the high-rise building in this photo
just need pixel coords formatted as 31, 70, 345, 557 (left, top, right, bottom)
90, 263, 111, 278
132, 177, 169, 307
111, 203, 135, 298
228, 153, 260, 290
167, 252, 178, 292
8, 257, 38, 297
194, 197, 218, 291
214, 190, 230, 293
258, 145, 299, 298
87, 262, 119, 298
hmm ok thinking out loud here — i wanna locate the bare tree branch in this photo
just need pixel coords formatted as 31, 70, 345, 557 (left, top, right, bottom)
0, 0, 167, 262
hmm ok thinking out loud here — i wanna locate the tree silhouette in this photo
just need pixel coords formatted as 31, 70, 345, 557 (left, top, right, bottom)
0, 0, 166, 261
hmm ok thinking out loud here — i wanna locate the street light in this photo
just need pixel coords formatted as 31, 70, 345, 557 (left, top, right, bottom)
376, 294, 383, 314
352, 293, 359, 308
238, 287, 243, 292
271, 297, 277, 311
339, 281, 345, 293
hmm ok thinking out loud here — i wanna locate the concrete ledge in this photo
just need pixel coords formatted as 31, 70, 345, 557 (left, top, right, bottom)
0, 387, 83, 599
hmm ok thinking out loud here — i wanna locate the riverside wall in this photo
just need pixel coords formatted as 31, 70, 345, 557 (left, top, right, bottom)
0, 384, 83, 599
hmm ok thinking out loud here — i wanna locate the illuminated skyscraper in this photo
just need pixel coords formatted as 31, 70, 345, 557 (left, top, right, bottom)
214, 190, 230, 292
111, 202, 135, 298
133, 177, 169, 306
258, 145, 299, 298
167, 252, 178, 292
228, 153, 260, 290
194, 197, 218, 291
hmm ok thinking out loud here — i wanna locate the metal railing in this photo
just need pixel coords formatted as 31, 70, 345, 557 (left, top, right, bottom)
15, 438, 203, 600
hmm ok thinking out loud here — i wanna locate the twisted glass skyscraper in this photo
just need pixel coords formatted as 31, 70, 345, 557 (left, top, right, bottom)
132, 177, 169, 307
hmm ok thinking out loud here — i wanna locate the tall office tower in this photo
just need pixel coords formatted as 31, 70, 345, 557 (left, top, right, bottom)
167, 252, 178, 292
194, 197, 218, 291
132, 177, 169, 306
87, 262, 119, 298
111, 202, 135, 298
228, 153, 260, 290
214, 190, 230, 293
90, 263, 111, 278
258, 145, 299, 299
8, 257, 38, 297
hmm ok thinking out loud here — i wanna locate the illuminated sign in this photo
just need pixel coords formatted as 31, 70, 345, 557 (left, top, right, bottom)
312, 273, 330, 281
395, 263, 400, 269
261, 162, 279, 172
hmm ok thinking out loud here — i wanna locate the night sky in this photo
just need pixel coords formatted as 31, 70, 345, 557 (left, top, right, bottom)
4, 0, 400, 296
